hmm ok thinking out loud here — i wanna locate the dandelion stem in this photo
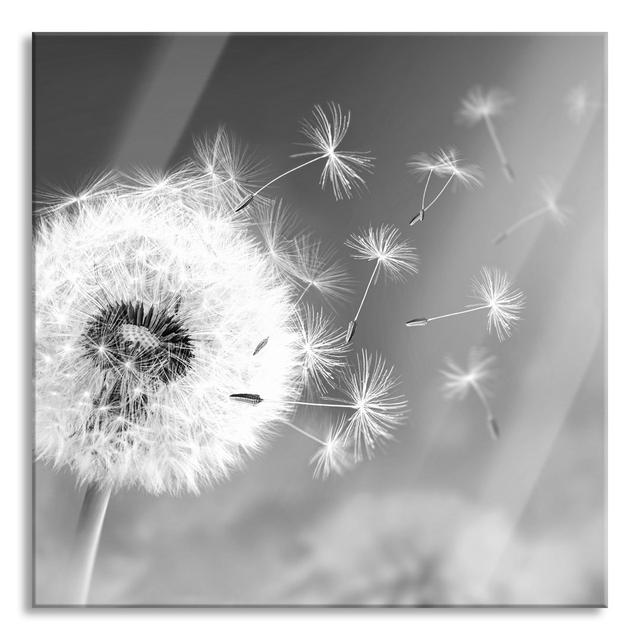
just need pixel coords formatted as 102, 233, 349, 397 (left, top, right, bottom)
483, 114, 514, 181
354, 261, 380, 323
426, 304, 490, 323
471, 381, 499, 440
252, 155, 326, 199
286, 400, 353, 410
284, 421, 327, 446
493, 206, 549, 244
420, 169, 433, 211
67, 482, 112, 605
294, 282, 313, 307
421, 173, 455, 215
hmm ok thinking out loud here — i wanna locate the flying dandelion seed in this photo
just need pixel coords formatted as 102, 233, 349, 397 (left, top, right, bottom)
253, 199, 307, 276
406, 266, 525, 341
295, 305, 350, 395
407, 148, 483, 226
234, 102, 374, 212
565, 85, 600, 125
288, 237, 354, 307
344, 225, 419, 343
493, 179, 571, 245
232, 349, 408, 462
309, 415, 354, 479
250, 207, 351, 357
193, 125, 268, 205
457, 86, 515, 182
441, 348, 500, 439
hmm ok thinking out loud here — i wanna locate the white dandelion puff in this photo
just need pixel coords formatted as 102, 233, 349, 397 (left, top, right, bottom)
295, 305, 349, 394
441, 348, 500, 439
406, 266, 525, 342
234, 102, 374, 212
493, 179, 572, 244
457, 86, 515, 182
407, 148, 483, 225
344, 224, 419, 343
36, 183, 303, 497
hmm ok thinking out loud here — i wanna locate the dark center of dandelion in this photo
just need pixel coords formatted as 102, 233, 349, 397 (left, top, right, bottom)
81, 300, 194, 429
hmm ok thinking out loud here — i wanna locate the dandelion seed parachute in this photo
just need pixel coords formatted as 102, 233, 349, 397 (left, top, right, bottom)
291, 102, 375, 200
441, 348, 500, 440
232, 103, 374, 213
457, 86, 515, 182
310, 415, 354, 480
493, 179, 571, 245
406, 267, 525, 342
344, 224, 419, 343
470, 267, 526, 342
35, 169, 305, 495
295, 305, 349, 395
340, 350, 408, 461
407, 148, 482, 225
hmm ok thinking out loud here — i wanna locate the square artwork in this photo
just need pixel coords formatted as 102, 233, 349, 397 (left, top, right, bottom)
33, 33, 606, 606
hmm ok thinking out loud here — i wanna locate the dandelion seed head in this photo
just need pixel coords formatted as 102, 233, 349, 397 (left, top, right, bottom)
292, 102, 375, 200
35, 170, 304, 495
345, 224, 419, 282
441, 348, 496, 401
469, 267, 526, 342
296, 305, 349, 395
340, 350, 408, 461
457, 86, 514, 126
310, 415, 354, 480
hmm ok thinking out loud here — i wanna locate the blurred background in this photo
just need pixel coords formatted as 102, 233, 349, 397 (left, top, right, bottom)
33, 34, 606, 605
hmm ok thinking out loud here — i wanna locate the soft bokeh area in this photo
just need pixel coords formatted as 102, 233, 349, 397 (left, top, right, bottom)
33, 34, 605, 605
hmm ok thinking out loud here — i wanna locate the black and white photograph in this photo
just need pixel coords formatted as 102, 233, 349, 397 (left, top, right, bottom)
30, 32, 606, 608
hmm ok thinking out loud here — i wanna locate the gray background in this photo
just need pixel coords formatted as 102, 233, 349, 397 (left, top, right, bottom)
34, 34, 605, 605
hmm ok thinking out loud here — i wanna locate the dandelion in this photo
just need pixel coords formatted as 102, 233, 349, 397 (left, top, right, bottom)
232, 349, 408, 462
36, 188, 302, 499
407, 148, 482, 225
406, 266, 525, 341
457, 86, 515, 182
493, 179, 571, 244
35, 152, 307, 602
344, 225, 419, 343
234, 102, 374, 212
441, 348, 500, 439
565, 85, 599, 125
